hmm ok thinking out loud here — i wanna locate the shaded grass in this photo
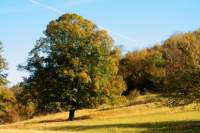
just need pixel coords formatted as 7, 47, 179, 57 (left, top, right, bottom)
2, 120, 199, 133
46, 121, 200, 133
37, 115, 91, 123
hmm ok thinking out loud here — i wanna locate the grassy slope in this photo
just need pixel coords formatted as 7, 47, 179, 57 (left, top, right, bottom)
0, 98, 200, 133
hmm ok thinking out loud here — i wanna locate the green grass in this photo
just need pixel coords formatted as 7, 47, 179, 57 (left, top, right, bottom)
0, 96, 200, 133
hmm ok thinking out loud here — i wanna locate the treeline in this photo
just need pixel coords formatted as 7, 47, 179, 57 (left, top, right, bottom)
1, 13, 200, 123
120, 30, 200, 105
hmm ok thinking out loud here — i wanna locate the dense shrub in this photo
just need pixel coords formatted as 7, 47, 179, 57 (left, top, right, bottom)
0, 87, 18, 124
11, 85, 37, 120
1, 109, 20, 123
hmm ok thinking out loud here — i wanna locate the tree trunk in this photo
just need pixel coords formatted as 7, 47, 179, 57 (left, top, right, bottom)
68, 109, 75, 121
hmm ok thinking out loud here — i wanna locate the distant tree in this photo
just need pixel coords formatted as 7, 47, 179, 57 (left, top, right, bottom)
0, 42, 7, 86
0, 42, 18, 123
20, 14, 123, 120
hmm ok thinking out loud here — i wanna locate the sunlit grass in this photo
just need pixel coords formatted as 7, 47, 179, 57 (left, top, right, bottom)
0, 96, 200, 133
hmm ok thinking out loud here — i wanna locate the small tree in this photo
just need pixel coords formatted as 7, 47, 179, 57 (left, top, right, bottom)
21, 14, 122, 120
0, 42, 13, 123
0, 42, 7, 86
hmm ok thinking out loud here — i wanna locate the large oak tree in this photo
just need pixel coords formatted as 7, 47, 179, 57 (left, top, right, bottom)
21, 14, 123, 120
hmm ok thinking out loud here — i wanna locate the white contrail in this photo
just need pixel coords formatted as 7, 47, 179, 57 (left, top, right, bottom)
29, 0, 65, 14
99, 26, 136, 43
28, 0, 136, 43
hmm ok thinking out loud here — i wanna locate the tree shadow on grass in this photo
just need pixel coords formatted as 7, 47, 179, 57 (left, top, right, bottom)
37, 115, 91, 123
47, 120, 200, 133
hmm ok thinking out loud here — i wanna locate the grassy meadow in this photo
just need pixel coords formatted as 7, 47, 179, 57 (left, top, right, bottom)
0, 95, 200, 133
1, 2, 200, 133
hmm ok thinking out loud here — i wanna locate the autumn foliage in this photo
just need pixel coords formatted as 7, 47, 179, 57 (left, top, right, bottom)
120, 29, 200, 105
1, 14, 200, 124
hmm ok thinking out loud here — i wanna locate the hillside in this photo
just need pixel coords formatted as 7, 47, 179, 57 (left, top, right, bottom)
0, 99, 200, 133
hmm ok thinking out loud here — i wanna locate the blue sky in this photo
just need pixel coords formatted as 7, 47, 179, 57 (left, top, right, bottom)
0, 0, 200, 86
